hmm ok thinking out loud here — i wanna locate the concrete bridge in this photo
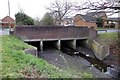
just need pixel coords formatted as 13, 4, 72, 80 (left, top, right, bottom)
12, 25, 110, 60
13, 25, 97, 51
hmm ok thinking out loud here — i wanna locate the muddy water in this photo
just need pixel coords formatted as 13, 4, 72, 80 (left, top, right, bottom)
61, 45, 120, 78
39, 50, 111, 78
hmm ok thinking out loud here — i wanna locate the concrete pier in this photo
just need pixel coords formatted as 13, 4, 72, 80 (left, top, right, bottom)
56, 40, 61, 50
40, 41, 43, 51
39, 39, 87, 51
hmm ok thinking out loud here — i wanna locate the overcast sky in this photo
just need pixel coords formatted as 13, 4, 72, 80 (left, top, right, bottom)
0, 0, 118, 20
0, 0, 56, 19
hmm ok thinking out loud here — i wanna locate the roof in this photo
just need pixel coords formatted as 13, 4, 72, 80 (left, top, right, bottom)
108, 18, 120, 21
75, 14, 96, 22
85, 11, 106, 18
63, 17, 73, 21
2, 16, 14, 22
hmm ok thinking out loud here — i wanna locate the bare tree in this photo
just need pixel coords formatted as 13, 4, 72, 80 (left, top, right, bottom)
34, 17, 41, 26
46, 0, 76, 25
74, 0, 120, 15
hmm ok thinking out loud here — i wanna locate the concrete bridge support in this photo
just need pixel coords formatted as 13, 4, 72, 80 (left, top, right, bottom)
39, 39, 77, 51
55, 40, 61, 50
40, 41, 43, 51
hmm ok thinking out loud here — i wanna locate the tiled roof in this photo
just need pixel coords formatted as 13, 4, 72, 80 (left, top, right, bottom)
108, 18, 120, 21
75, 14, 96, 22
85, 12, 106, 17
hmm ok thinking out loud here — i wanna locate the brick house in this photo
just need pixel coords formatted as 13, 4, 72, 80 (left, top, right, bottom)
108, 17, 120, 28
61, 17, 74, 26
73, 14, 97, 28
0, 20, 2, 27
86, 11, 108, 28
1, 16, 15, 28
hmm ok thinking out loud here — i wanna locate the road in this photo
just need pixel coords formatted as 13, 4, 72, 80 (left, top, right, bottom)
0, 28, 9, 35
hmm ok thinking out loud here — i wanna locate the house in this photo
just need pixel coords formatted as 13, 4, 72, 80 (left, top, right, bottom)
73, 14, 97, 28
86, 11, 108, 28
108, 17, 120, 28
61, 17, 74, 26
1, 16, 15, 28
0, 20, 2, 27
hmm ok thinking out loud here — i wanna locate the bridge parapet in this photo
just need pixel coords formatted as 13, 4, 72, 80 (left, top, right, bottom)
13, 26, 91, 41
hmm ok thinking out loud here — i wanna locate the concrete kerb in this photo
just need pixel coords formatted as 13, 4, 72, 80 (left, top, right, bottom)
87, 40, 109, 60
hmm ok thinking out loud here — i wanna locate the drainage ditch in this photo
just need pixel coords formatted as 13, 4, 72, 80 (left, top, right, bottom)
25, 41, 119, 78
61, 44, 119, 78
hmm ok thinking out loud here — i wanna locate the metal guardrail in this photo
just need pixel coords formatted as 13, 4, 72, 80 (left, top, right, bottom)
98, 30, 107, 33
98, 29, 120, 34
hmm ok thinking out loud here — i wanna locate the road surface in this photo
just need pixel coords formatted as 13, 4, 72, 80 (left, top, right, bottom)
0, 28, 9, 35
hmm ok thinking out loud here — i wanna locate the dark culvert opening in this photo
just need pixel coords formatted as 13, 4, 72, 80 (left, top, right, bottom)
25, 41, 40, 51
76, 39, 87, 47
43, 41, 58, 50
61, 40, 78, 56
76, 39, 95, 57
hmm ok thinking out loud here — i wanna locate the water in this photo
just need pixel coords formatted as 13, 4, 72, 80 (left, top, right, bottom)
61, 44, 119, 78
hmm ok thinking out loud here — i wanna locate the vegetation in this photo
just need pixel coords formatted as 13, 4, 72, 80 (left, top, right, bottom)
1, 35, 93, 78
47, 0, 75, 25
96, 32, 120, 66
95, 32, 119, 45
15, 12, 34, 25
96, 17, 103, 27
40, 13, 54, 25
34, 17, 41, 26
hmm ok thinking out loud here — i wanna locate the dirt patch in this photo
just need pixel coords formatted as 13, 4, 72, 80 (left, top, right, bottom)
104, 44, 120, 66
18, 66, 46, 78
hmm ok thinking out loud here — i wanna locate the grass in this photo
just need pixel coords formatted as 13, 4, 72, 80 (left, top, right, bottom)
1, 35, 93, 78
95, 32, 119, 45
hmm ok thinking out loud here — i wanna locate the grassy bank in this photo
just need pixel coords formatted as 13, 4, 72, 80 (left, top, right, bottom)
95, 32, 119, 45
95, 32, 120, 66
1, 35, 93, 78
